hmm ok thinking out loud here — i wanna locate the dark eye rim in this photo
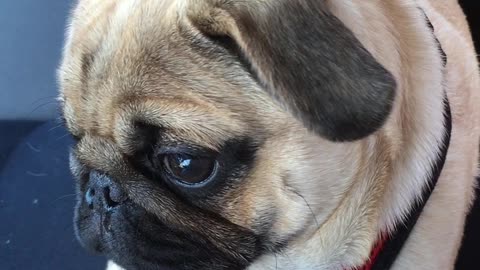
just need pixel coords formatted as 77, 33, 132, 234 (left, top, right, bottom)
161, 153, 220, 188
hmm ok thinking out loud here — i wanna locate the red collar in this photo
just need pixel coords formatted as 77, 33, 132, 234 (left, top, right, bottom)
356, 237, 387, 270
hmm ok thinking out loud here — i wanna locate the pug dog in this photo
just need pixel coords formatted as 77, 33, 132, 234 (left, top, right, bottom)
57, 0, 480, 269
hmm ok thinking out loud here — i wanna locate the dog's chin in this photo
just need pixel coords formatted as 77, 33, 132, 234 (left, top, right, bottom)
75, 199, 195, 270
74, 198, 256, 270
74, 200, 160, 269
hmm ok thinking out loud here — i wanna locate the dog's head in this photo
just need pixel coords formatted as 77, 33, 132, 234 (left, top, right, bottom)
58, 0, 396, 269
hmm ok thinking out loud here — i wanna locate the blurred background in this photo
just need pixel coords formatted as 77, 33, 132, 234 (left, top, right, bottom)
0, 1, 478, 269
0, 1, 107, 269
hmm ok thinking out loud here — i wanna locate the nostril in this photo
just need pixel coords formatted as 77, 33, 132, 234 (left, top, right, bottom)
85, 188, 95, 209
103, 187, 119, 210
88, 171, 127, 210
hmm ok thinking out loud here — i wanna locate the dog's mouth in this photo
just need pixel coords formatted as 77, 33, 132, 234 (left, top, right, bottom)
75, 198, 182, 269
72, 171, 164, 268
73, 182, 264, 270
74, 199, 129, 255
74, 198, 128, 255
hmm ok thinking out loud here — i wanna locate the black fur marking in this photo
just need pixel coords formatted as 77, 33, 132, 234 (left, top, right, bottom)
419, 8, 447, 66
191, 1, 397, 141
242, 1, 396, 141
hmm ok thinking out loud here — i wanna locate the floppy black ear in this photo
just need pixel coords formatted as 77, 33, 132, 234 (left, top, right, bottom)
188, 0, 396, 141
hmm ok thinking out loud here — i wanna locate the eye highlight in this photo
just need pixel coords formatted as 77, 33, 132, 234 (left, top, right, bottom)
162, 153, 218, 186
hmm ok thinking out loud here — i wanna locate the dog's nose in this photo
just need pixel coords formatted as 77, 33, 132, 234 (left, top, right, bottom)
85, 171, 127, 210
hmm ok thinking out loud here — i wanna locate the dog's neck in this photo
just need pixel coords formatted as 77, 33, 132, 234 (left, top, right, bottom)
354, 95, 451, 270
248, 2, 448, 269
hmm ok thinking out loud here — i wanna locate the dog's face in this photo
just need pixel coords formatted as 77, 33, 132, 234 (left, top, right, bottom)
58, 0, 396, 269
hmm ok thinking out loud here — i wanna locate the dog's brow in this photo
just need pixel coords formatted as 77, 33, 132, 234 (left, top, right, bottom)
116, 98, 247, 152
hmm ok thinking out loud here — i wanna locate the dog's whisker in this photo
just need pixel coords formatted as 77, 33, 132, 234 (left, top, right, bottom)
290, 189, 320, 230
51, 193, 77, 204
274, 252, 278, 270
26, 171, 48, 177
30, 96, 58, 105
56, 132, 71, 141
26, 142, 41, 153
28, 100, 58, 115
48, 123, 65, 133
303, 197, 320, 230
66, 215, 90, 232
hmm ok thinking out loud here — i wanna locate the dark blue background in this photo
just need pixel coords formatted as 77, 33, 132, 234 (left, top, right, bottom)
0, 122, 105, 269
0, 0, 73, 120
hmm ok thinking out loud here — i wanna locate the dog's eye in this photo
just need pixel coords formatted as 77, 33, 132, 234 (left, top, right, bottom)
162, 154, 217, 185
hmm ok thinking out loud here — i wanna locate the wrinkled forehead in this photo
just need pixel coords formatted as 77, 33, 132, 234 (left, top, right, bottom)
66, 0, 176, 54
58, 0, 285, 149
59, 0, 171, 95
61, 0, 178, 85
